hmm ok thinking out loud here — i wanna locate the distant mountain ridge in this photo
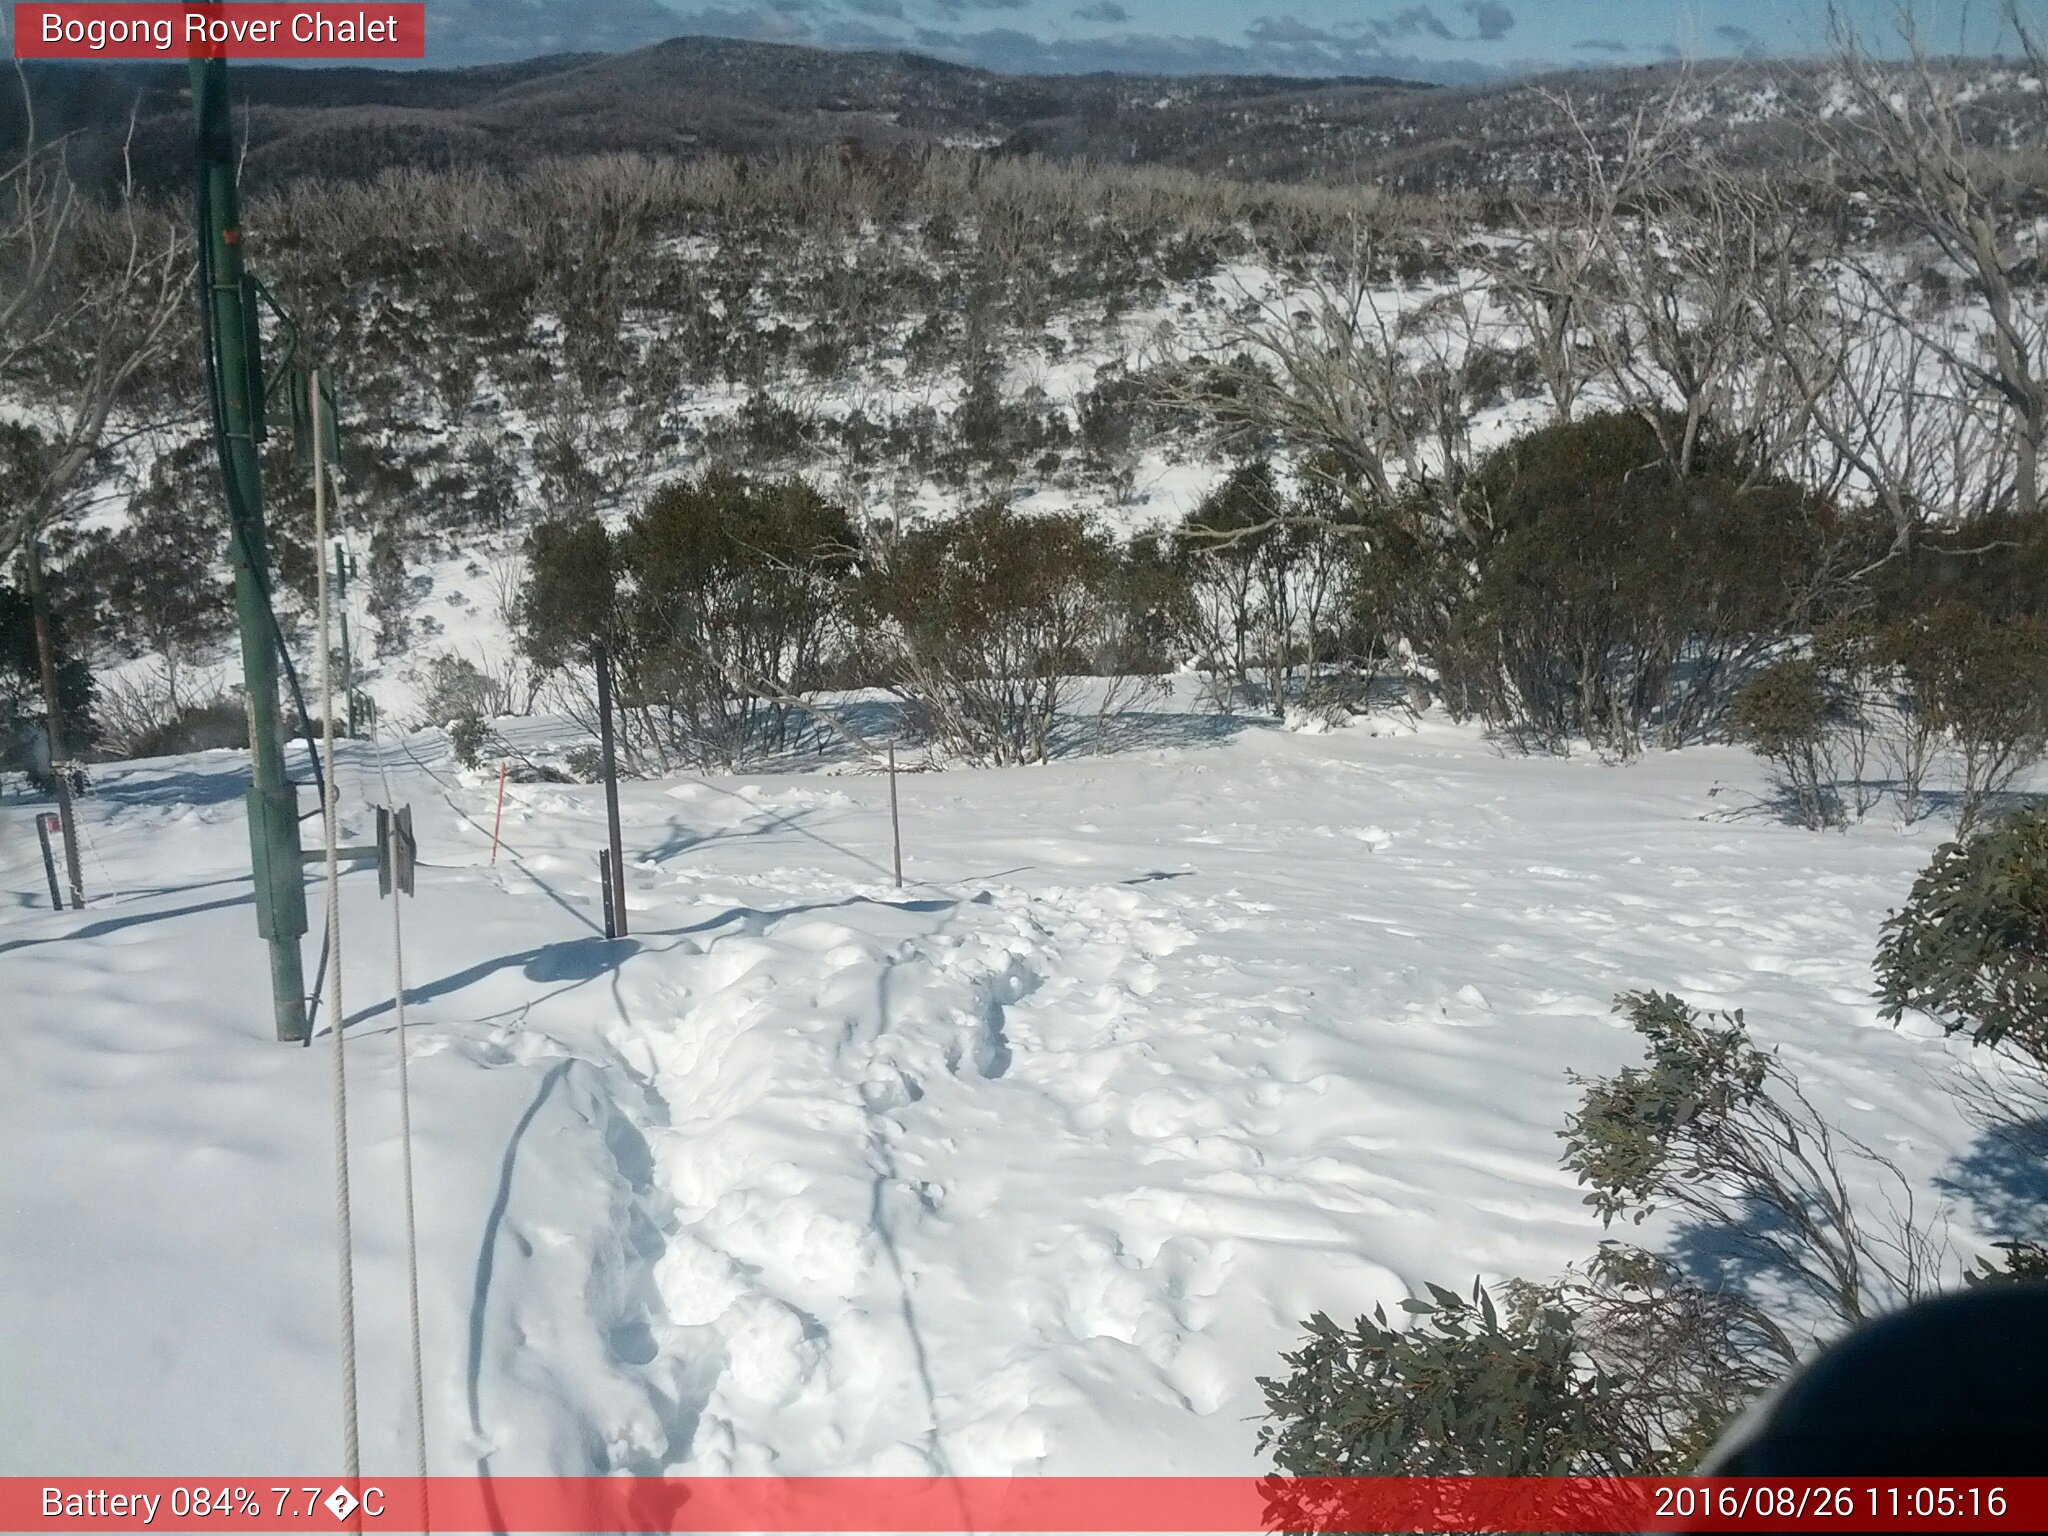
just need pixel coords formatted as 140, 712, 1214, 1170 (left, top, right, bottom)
4, 34, 2038, 198
8, 35, 1431, 193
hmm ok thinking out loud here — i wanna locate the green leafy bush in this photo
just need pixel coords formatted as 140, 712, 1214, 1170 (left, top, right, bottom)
521, 471, 855, 771
124, 698, 249, 760
1262, 985, 1944, 1486
1563, 992, 1934, 1335
853, 503, 1118, 764
1892, 607, 2048, 833
1439, 413, 1840, 755
447, 711, 494, 771
1258, 1281, 1628, 1475
1730, 659, 1843, 829
1171, 460, 1370, 717
1875, 804, 2048, 1071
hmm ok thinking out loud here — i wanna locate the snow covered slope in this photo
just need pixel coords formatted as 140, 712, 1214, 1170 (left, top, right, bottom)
0, 702, 2007, 1476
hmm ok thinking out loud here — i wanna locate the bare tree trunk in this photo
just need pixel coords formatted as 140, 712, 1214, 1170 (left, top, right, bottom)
21, 536, 83, 906
1811, 2, 2048, 521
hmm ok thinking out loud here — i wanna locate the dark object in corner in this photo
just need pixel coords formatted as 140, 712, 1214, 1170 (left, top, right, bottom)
1704, 1285, 2048, 1474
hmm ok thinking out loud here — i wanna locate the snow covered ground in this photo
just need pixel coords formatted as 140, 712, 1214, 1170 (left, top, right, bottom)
0, 698, 2013, 1477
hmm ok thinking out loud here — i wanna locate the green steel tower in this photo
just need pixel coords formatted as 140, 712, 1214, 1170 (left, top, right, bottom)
193, 56, 310, 1042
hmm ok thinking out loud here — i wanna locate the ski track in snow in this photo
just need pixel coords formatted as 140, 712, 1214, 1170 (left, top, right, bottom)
0, 706, 2014, 1475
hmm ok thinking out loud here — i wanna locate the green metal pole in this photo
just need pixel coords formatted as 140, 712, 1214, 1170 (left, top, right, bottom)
193, 56, 309, 1042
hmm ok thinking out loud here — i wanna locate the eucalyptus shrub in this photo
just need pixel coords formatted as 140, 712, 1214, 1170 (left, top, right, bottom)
1258, 1282, 1628, 1476
1876, 804, 2048, 1073
851, 503, 1118, 765
1730, 659, 1843, 829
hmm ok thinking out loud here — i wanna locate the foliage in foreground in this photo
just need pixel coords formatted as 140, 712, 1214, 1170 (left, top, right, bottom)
1876, 804, 2048, 1075
1258, 1281, 1629, 1475
1261, 988, 1944, 1476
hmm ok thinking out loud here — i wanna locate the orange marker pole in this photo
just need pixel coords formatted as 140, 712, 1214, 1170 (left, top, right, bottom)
490, 759, 508, 865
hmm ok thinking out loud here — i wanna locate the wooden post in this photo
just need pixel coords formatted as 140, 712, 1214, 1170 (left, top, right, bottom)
35, 812, 65, 911
887, 746, 903, 889
489, 759, 508, 865
593, 639, 629, 937
599, 849, 617, 940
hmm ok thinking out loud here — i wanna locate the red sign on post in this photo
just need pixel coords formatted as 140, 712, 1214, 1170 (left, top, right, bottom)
11, 4, 426, 60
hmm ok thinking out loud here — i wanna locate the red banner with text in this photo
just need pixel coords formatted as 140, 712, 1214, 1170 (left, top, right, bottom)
10, 4, 425, 60
5, 1477, 2047, 1533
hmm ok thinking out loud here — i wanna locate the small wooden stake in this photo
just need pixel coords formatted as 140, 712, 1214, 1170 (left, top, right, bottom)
489, 759, 508, 865
35, 812, 65, 911
599, 849, 617, 940
887, 746, 903, 889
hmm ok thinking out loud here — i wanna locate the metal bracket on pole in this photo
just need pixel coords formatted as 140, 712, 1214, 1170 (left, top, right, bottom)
377, 805, 417, 898
303, 805, 415, 896
249, 275, 301, 407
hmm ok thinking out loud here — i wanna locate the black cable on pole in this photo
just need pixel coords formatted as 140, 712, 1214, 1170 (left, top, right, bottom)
303, 920, 331, 1047
194, 160, 328, 809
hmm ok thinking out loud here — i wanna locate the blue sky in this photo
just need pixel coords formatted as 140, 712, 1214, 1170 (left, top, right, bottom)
424, 0, 2036, 77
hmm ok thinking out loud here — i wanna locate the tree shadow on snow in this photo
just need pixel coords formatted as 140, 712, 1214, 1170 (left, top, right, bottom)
1048, 703, 1266, 758
339, 936, 644, 1032
340, 891, 964, 1035
73, 758, 258, 809
1662, 1194, 1817, 1303
0, 887, 253, 955
1656, 1193, 1922, 1345
1704, 778, 2045, 831
1937, 1116, 2048, 1247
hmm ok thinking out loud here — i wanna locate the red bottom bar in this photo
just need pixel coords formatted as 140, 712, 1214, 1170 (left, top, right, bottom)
5, 1477, 2044, 1533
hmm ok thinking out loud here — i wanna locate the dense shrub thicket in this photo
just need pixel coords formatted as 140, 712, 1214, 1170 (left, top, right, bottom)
1730, 534, 2048, 829
1168, 461, 1373, 719
1428, 414, 1848, 755
851, 504, 1120, 766
520, 469, 855, 772
519, 483, 1195, 768
498, 402, 2048, 781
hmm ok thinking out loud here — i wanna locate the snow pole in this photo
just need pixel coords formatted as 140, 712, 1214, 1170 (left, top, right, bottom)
888, 746, 903, 888
193, 54, 309, 1042
489, 759, 508, 865
593, 640, 629, 938
311, 356, 363, 1491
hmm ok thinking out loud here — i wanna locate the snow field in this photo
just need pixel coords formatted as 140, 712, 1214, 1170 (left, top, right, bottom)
0, 702, 2007, 1477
